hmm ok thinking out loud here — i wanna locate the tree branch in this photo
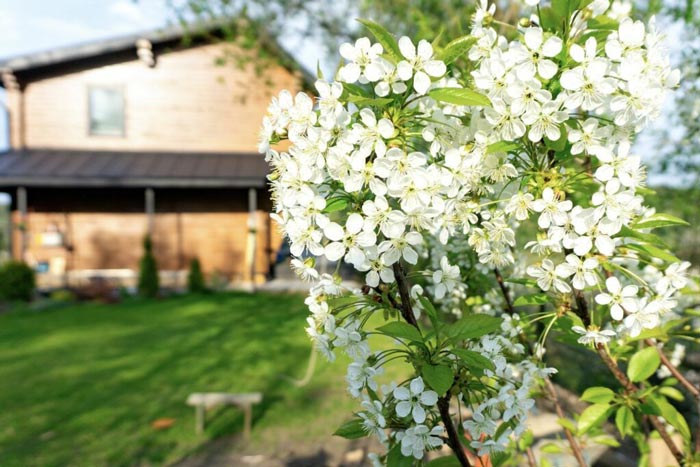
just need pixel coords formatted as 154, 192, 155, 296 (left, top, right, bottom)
392, 261, 471, 467
596, 344, 684, 465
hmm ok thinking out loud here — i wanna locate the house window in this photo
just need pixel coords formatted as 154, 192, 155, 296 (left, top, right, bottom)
88, 86, 125, 136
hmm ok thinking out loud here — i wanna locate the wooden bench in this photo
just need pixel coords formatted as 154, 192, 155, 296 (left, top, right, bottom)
186, 392, 262, 438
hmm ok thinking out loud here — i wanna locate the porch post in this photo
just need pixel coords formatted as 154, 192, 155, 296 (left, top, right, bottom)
145, 188, 155, 236
17, 186, 27, 262
246, 187, 258, 286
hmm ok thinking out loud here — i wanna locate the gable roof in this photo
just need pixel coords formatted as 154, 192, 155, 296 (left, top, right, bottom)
0, 149, 270, 188
0, 21, 314, 88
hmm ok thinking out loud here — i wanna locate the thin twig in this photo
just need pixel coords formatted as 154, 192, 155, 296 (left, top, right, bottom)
526, 447, 537, 467
543, 378, 589, 467
596, 344, 684, 465
647, 339, 700, 399
392, 261, 471, 467
647, 339, 700, 455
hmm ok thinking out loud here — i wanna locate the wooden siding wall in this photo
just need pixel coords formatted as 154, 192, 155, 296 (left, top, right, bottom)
13, 210, 282, 287
19, 43, 301, 152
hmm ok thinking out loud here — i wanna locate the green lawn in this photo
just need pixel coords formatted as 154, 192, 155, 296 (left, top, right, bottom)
0, 293, 355, 467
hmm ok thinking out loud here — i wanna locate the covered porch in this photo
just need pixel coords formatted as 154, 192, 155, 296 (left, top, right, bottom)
0, 149, 280, 289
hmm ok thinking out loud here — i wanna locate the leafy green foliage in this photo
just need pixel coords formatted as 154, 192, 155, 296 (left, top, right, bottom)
0, 261, 35, 302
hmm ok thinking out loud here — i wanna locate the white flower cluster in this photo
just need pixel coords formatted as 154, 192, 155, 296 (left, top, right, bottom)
462, 315, 556, 455
259, 0, 687, 461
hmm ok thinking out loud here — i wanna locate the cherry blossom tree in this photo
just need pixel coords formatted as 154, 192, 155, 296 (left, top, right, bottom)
259, 0, 699, 465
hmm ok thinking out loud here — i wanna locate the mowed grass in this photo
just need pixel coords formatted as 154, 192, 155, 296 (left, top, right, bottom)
0, 292, 357, 467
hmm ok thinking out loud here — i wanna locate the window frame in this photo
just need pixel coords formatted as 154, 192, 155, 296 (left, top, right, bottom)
87, 85, 126, 137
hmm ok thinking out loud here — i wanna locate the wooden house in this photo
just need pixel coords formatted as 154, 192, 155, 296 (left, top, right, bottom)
0, 24, 309, 289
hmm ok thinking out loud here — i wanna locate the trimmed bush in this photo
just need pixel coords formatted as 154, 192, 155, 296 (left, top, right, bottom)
187, 258, 206, 293
0, 261, 35, 302
137, 236, 159, 298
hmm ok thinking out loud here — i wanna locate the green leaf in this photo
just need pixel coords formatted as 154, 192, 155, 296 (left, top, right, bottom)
429, 87, 491, 107
625, 243, 681, 264
377, 321, 423, 343
386, 443, 413, 467
451, 348, 495, 374
422, 364, 453, 395
633, 213, 689, 230
581, 387, 616, 404
615, 406, 636, 437
440, 35, 476, 65
487, 141, 520, 154
627, 346, 661, 383
545, 124, 568, 151
504, 277, 538, 288
659, 386, 685, 402
558, 417, 577, 433
346, 94, 394, 107
592, 435, 620, 447
342, 82, 368, 98
540, 443, 563, 454
333, 418, 367, 439
445, 314, 502, 341
647, 394, 691, 441
587, 15, 620, 30
513, 293, 550, 307
357, 19, 402, 62
617, 225, 669, 249
538, 7, 560, 32
426, 456, 461, 467
419, 296, 441, 336
552, 0, 579, 21
578, 403, 613, 435
323, 197, 348, 213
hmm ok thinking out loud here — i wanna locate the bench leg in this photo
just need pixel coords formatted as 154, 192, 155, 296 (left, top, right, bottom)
243, 404, 252, 440
195, 405, 205, 435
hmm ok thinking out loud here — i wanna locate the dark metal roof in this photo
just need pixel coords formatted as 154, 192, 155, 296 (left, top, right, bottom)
0, 149, 270, 188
